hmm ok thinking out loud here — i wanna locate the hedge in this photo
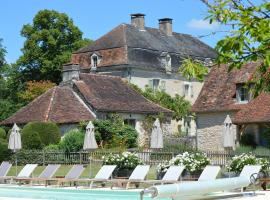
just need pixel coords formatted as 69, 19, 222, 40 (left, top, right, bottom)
0, 138, 11, 162
0, 127, 6, 139
22, 122, 61, 148
22, 131, 43, 149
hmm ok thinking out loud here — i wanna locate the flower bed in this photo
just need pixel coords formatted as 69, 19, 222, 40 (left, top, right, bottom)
102, 151, 143, 177
227, 153, 269, 173
157, 151, 210, 178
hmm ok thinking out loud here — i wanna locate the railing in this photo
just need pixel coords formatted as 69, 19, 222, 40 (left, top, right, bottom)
7, 149, 270, 167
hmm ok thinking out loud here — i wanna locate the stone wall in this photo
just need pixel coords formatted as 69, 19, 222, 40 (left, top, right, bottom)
196, 112, 237, 151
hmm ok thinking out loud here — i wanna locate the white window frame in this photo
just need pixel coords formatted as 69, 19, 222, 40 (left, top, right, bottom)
90, 53, 101, 70
236, 84, 250, 103
183, 82, 193, 98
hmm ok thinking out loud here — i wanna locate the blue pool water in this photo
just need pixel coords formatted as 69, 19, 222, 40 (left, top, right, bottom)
0, 186, 169, 200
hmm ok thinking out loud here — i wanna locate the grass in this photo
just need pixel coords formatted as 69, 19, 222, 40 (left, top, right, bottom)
7, 164, 157, 180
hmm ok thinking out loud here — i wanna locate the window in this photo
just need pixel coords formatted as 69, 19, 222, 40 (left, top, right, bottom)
90, 53, 101, 70
92, 55, 98, 67
153, 79, 160, 92
183, 82, 193, 98
236, 84, 250, 103
148, 79, 160, 92
124, 119, 136, 128
184, 84, 189, 97
161, 52, 171, 74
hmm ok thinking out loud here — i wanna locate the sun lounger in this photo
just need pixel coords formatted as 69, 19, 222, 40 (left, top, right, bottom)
239, 165, 262, 180
13, 164, 38, 184
143, 165, 185, 185
110, 165, 150, 189
198, 165, 221, 181
27, 164, 61, 186
0, 162, 12, 183
89, 165, 117, 188
56, 165, 85, 186
0, 162, 12, 177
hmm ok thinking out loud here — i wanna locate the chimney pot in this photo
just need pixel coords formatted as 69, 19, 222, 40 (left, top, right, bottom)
159, 18, 173, 36
130, 13, 145, 30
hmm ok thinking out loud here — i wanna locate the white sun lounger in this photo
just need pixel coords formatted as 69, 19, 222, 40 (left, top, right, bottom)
198, 165, 221, 181
143, 165, 185, 185
0, 162, 12, 178
110, 165, 150, 189
89, 165, 117, 188
56, 165, 85, 186
16, 164, 38, 178
239, 165, 262, 180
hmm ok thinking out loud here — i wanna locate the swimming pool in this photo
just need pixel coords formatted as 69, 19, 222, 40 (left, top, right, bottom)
0, 186, 169, 200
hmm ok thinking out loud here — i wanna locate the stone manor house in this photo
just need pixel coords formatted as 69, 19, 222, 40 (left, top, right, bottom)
66, 14, 217, 135
1, 14, 217, 146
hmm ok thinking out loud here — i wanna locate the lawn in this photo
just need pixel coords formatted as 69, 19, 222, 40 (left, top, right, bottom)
7, 164, 157, 180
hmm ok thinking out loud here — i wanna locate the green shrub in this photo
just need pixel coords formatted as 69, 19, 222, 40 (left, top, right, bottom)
93, 120, 114, 142
0, 127, 6, 139
0, 138, 11, 162
22, 122, 61, 148
116, 125, 138, 148
43, 144, 60, 151
22, 131, 42, 149
59, 129, 84, 152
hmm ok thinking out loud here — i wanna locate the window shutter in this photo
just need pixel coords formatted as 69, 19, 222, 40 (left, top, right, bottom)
190, 84, 194, 97
160, 80, 166, 91
182, 83, 186, 96
148, 79, 153, 89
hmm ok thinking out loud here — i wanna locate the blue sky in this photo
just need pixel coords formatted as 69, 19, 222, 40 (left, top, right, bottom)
0, 0, 224, 63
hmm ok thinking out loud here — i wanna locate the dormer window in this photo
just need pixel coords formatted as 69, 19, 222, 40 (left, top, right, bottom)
161, 52, 171, 74
90, 53, 101, 70
92, 55, 98, 67
236, 84, 251, 103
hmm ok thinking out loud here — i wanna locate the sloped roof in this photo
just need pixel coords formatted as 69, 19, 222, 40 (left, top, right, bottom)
75, 24, 217, 59
192, 62, 258, 113
234, 93, 270, 124
1, 74, 172, 125
74, 73, 172, 114
0, 87, 95, 125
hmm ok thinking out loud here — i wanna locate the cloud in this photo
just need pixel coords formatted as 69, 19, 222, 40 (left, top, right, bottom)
187, 19, 219, 30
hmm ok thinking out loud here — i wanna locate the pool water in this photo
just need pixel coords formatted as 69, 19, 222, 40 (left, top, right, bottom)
0, 186, 169, 200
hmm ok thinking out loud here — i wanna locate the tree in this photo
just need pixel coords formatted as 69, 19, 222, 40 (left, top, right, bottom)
201, 0, 270, 95
18, 80, 56, 103
16, 9, 91, 84
0, 39, 7, 69
131, 84, 191, 121
179, 58, 208, 82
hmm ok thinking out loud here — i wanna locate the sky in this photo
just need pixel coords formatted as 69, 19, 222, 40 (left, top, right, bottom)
0, 0, 225, 63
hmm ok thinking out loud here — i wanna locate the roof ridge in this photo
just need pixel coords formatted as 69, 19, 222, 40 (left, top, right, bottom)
80, 72, 122, 80
45, 87, 57, 122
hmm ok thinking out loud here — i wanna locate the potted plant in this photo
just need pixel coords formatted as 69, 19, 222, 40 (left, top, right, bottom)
102, 151, 143, 178
169, 152, 210, 179
227, 153, 269, 176
156, 162, 170, 180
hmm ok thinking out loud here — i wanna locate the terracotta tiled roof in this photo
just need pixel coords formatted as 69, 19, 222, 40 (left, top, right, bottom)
0, 87, 95, 125
234, 93, 270, 124
74, 73, 172, 114
192, 62, 258, 113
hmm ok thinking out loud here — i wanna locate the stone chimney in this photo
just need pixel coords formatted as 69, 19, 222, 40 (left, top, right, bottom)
159, 18, 173, 36
131, 13, 145, 30
62, 63, 80, 82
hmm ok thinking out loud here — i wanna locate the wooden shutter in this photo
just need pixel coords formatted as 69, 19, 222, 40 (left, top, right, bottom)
148, 79, 153, 89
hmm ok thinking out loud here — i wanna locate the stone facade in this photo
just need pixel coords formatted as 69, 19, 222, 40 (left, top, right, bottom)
196, 112, 237, 151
